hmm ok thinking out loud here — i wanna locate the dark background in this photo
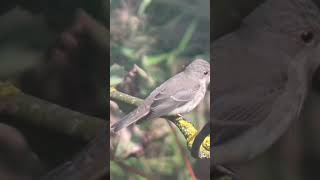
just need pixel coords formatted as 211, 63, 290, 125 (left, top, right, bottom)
0, 1, 108, 179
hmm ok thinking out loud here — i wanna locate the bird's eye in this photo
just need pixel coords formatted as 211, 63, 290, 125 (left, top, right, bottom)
300, 31, 314, 44
203, 71, 208, 75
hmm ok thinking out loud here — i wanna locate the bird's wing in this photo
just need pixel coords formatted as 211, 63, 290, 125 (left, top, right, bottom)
212, 35, 289, 145
213, 87, 284, 145
148, 76, 200, 118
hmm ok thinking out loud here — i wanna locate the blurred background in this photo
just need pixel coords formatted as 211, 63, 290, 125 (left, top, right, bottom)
213, 0, 320, 180
110, 0, 210, 179
0, 1, 108, 180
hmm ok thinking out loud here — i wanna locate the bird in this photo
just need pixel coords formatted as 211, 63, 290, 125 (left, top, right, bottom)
111, 59, 210, 133
212, 0, 320, 166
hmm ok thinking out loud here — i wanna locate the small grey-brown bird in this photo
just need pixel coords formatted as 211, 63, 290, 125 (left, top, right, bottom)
212, 0, 320, 166
111, 59, 210, 132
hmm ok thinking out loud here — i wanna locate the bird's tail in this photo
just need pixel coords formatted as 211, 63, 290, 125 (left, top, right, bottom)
111, 106, 149, 133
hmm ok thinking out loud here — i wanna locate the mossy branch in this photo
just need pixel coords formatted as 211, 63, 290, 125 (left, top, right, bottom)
0, 82, 107, 180
0, 82, 106, 141
110, 87, 210, 159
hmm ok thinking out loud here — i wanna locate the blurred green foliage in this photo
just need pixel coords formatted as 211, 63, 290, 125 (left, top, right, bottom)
110, 0, 209, 92
110, 0, 209, 179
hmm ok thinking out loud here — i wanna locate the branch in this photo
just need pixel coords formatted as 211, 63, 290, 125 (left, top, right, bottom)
0, 82, 105, 141
110, 87, 210, 159
0, 82, 107, 180
110, 87, 143, 106
40, 129, 108, 180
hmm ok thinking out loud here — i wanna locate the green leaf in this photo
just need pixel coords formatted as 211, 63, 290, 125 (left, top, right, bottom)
121, 47, 137, 60
142, 53, 169, 66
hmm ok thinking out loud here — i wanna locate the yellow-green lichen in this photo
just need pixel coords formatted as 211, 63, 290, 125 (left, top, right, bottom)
199, 136, 210, 158
0, 82, 21, 97
110, 86, 117, 95
173, 117, 210, 159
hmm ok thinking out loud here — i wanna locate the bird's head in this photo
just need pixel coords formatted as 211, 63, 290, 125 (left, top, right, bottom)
185, 59, 210, 86
244, 0, 320, 60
